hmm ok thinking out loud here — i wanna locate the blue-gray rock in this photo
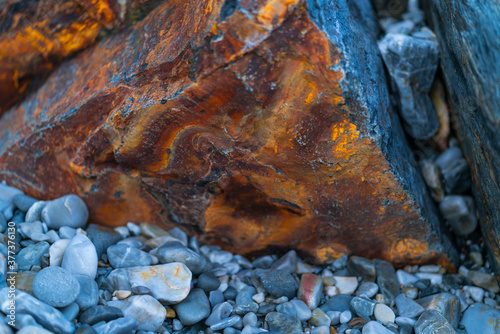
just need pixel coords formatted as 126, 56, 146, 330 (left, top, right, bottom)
375, 259, 401, 305
439, 196, 478, 236
415, 310, 456, 334
434, 147, 471, 194
58, 227, 77, 240
424, 0, 500, 275
59, 302, 80, 321
197, 272, 221, 292
74, 274, 99, 311
168, 227, 188, 245
270, 250, 297, 274
107, 244, 152, 269
96, 276, 114, 293
320, 294, 353, 312
33, 266, 80, 308
173, 288, 211, 326
131, 285, 151, 295
252, 255, 276, 269
309, 308, 331, 327
362, 321, 394, 334
0, 320, 13, 334
13, 194, 37, 212
208, 250, 233, 265
234, 286, 259, 315
265, 312, 302, 334
242, 312, 258, 327
416, 293, 460, 328
379, 33, 440, 140
61, 234, 98, 279
10, 313, 40, 331
347, 256, 376, 281
93, 316, 139, 334
395, 294, 425, 318
252, 269, 298, 299
153, 241, 209, 275
257, 302, 276, 316
0, 213, 6, 233
290, 299, 312, 321
355, 282, 379, 298
73, 324, 97, 334
0, 287, 75, 334
0, 184, 22, 219
211, 316, 242, 331
16, 241, 50, 271
41, 195, 89, 229
107, 295, 167, 331
460, 303, 500, 334
223, 286, 237, 300
19, 221, 44, 240
211, 290, 226, 307
25, 201, 46, 222
80, 305, 124, 325
350, 296, 376, 318
85, 224, 123, 258
276, 302, 297, 318
205, 301, 233, 326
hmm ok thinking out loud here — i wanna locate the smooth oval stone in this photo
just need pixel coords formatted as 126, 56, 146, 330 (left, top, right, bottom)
374, 303, 395, 325
309, 308, 331, 327
80, 305, 124, 326
25, 201, 46, 222
253, 269, 298, 299
153, 242, 208, 275
74, 274, 99, 311
415, 310, 457, 334
362, 321, 394, 334
395, 293, 425, 318
108, 295, 166, 331
265, 312, 302, 334
461, 303, 500, 334
270, 250, 297, 274
16, 241, 50, 271
59, 302, 80, 321
397, 269, 419, 286
242, 312, 258, 327
126, 263, 192, 303
211, 290, 226, 307
131, 285, 151, 295
168, 227, 188, 245
86, 224, 123, 258
107, 244, 152, 268
290, 299, 312, 321
13, 194, 37, 212
58, 226, 76, 240
61, 234, 98, 279
276, 302, 297, 317
41, 195, 89, 229
0, 287, 75, 334
33, 266, 80, 307
350, 297, 376, 318
93, 316, 139, 334
320, 294, 353, 312
355, 282, 379, 298
205, 301, 234, 326
197, 271, 221, 292
173, 288, 211, 326
333, 276, 359, 295
298, 273, 323, 310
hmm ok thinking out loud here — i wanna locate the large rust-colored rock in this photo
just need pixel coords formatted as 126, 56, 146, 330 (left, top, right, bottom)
0, 0, 161, 113
424, 0, 500, 274
0, 0, 457, 267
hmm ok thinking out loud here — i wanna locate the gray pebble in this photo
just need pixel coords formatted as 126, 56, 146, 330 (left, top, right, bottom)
42, 195, 89, 229
93, 316, 139, 334
252, 269, 298, 299
211, 315, 242, 331
173, 288, 211, 326
395, 293, 425, 318
320, 294, 353, 312
16, 241, 50, 271
242, 312, 258, 327
362, 321, 394, 334
108, 295, 167, 331
59, 226, 77, 239
197, 271, 221, 292
61, 234, 98, 279
270, 250, 297, 274
350, 296, 376, 318
290, 299, 312, 321
168, 227, 188, 245
33, 266, 80, 307
309, 308, 331, 327
252, 255, 276, 269
206, 301, 234, 326
440, 196, 478, 235
414, 310, 457, 334
107, 244, 152, 268
74, 274, 99, 311
25, 201, 46, 222
347, 256, 376, 281
375, 259, 401, 305
131, 285, 151, 295
416, 293, 460, 328
355, 281, 379, 298
13, 194, 37, 212
153, 241, 209, 275
223, 286, 238, 300
59, 302, 80, 321
211, 289, 226, 307
86, 224, 123, 258
80, 305, 124, 325
265, 312, 302, 334
276, 302, 297, 318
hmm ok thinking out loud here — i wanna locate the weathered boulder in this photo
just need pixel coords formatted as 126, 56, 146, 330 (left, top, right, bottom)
424, 1, 500, 274
0, 0, 162, 114
0, 0, 457, 266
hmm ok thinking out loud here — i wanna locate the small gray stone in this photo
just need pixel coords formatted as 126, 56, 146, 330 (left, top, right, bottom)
355, 282, 379, 298
395, 294, 425, 318
320, 294, 353, 312
153, 241, 209, 275
93, 316, 139, 334
59, 302, 80, 321
0, 287, 75, 334
205, 301, 233, 326
167, 227, 188, 245
58, 226, 76, 239
265, 312, 302, 334
362, 321, 394, 334
107, 244, 152, 268
212, 289, 226, 306
347, 256, 376, 281
86, 224, 123, 258
290, 299, 312, 321
131, 285, 151, 295
435, 147, 471, 194
33, 266, 80, 307
209, 250, 234, 265
234, 286, 259, 315
276, 302, 297, 317
13, 194, 38, 212
74, 274, 99, 311
211, 316, 242, 331
173, 288, 211, 326
61, 234, 98, 279
375, 259, 401, 305
197, 271, 221, 292
396, 269, 419, 286
270, 250, 297, 274
252, 269, 298, 299
379, 33, 440, 140
252, 255, 276, 269
340, 310, 352, 323
108, 294, 167, 331
420, 160, 444, 201
42, 194, 89, 229
80, 305, 124, 325
417, 293, 460, 328
25, 201, 46, 222
173, 319, 184, 331
414, 310, 457, 334
460, 303, 500, 334
350, 297, 376, 318
19, 221, 44, 240
309, 308, 331, 327
16, 241, 50, 271
440, 196, 478, 235
402, 286, 419, 300
374, 303, 395, 325
242, 312, 258, 327
467, 270, 500, 293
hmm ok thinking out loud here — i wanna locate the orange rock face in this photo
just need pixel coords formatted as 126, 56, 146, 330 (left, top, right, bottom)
0, 0, 457, 267
0, 0, 161, 113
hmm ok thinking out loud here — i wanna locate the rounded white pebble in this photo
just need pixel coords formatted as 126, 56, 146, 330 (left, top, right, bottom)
340, 310, 352, 323
374, 303, 395, 325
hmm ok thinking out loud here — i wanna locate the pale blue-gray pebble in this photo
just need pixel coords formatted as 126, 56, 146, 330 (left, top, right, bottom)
242, 312, 257, 327
460, 303, 500, 334
16, 241, 50, 271
13, 194, 37, 212
59, 302, 80, 321
25, 201, 46, 222
206, 301, 233, 326
173, 288, 211, 326
33, 266, 80, 308
93, 316, 139, 334
42, 195, 89, 229
74, 274, 99, 311
107, 244, 152, 268
211, 315, 242, 331
290, 299, 312, 321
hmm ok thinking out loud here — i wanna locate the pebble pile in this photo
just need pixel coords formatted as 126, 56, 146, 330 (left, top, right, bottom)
0, 182, 499, 334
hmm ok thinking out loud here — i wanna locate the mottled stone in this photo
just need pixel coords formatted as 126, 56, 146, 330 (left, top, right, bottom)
467, 270, 500, 293
49, 239, 71, 267
13, 271, 37, 295
374, 303, 395, 325
33, 266, 80, 307
309, 308, 331, 327
347, 256, 376, 281
298, 273, 323, 310
362, 321, 394, 334
421, 160, 444, 202
333, 276, 358, 295
320, 294, 353, 312
205, 301, 233, 326
350, 297, 376, 318
86, 224, 123, 258
355, 282, 379, 298
253, 269, 298, 299
16, 241, 50, 271
460, 303, 500, 334
415, 310, 456, 334
108, 295, 167, 331
270, 250, 297, 274
417, 293, 460, 328
93, 316, 139, 334
395, 294, 425, 318
265, 312, 302, 334
107, 244, 152, 268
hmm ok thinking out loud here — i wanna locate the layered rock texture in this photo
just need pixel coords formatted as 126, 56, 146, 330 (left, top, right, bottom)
0, 0, 457, 266
424, 0, 500, 274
